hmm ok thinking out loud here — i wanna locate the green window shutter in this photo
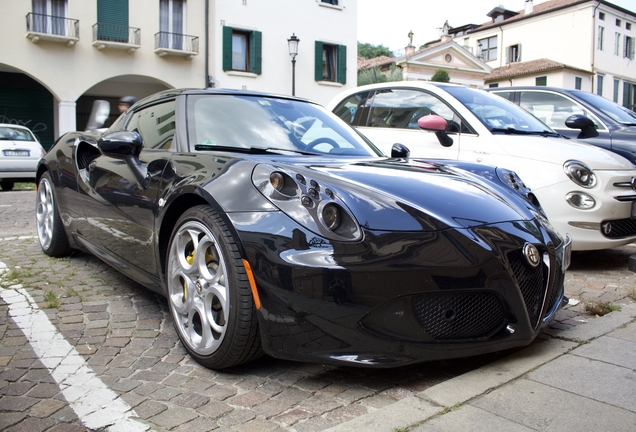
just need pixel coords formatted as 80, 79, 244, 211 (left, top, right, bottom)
337, 44, 347, 84
222, 26, 233, 71
315, 41, 324, 81
250, 31, 262, 74
97, 0, 129, 42
624, 82, 632, 108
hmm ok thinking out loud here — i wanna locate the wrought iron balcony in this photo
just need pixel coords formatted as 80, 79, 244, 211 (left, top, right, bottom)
154, 32, 199, 58
92, 23, 141, 52
26, 12, 79, 46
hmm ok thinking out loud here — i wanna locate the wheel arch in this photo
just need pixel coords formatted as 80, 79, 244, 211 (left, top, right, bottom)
157, 189, 248, 286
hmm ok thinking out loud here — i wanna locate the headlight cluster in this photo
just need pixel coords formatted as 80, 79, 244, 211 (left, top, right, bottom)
496, 168, 543, 212
563, 160, 596, 188
253, 165, 362, 241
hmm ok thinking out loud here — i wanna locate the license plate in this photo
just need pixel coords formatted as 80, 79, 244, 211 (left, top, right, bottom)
3, 150, 30, 157
632, 201, 636, 219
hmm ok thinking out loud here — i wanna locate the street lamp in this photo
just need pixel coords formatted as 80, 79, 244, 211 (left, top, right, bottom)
287, 33, 300, 96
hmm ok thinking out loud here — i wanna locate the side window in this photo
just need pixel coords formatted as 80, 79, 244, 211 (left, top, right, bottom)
222, 26, 262, 74
518, 92, 587, 129
367, 89, 468, 133
125, 101, 176, 150
331, 91, 371, 126
315, 41, 346, 84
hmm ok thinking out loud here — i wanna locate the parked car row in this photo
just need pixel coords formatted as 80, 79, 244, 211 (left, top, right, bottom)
327, 82, 636, 252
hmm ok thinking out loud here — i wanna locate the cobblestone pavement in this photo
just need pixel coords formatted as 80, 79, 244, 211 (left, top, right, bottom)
1, 189, 635, 431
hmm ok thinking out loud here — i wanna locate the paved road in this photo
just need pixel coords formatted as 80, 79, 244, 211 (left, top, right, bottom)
1, 189, 635, 431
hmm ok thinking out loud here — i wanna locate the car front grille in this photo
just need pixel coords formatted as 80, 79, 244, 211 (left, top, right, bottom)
507, 247, 564, 329
508, 250, 544, 328
602, 218, 636, 238
412, 292, 505, 340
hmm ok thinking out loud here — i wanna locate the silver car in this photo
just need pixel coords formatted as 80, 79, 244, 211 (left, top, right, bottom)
0, 124, 46, 191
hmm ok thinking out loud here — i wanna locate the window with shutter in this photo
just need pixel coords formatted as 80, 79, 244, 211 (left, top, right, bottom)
222, 26, 262, 74
315, 41, 347, 83
97, 0, 129, 42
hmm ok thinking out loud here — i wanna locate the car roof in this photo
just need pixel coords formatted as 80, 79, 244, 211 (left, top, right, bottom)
0, 123, 34, 131
135, 88, 315, 107
486, 86, 586, 97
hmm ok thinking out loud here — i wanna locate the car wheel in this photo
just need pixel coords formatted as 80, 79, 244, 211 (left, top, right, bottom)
1, 180, 14, 191
36, 172, 72, 257
166, 205, 262, 369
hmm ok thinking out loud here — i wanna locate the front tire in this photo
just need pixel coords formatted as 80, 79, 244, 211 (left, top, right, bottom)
36, 172, 71, 257
166, 205, 262, 369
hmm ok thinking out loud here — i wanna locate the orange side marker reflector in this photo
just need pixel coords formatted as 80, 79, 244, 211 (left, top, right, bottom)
242, 259, 261, 310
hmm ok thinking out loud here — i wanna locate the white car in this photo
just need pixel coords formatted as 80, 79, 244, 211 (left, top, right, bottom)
0, 124, 46, 191
327, 82, 636, 251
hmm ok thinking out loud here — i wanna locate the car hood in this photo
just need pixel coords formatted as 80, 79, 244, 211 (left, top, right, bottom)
492, 135, 634, 170
274, 157, 536, 232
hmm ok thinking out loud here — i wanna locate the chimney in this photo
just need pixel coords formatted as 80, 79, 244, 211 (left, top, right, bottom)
525, 0, 533, 14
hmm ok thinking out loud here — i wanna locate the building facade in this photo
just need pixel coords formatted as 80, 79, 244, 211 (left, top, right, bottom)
1, 0, 357, 149
455, 0, 635, 108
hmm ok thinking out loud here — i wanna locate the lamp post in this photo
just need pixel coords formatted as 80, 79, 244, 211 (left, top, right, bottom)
287, 33, 300, 96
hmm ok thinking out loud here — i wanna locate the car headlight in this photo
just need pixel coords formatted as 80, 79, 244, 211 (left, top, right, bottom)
563, 160, 596, 188
496, 168, 543, 213
252, 164, 362, 241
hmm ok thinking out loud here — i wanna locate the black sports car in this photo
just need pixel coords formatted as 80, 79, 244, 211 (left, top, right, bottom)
35, 89, 571, 369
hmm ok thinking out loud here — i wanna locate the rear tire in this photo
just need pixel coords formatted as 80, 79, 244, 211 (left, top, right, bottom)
36, 172, 72, 257
1, 180, 14, 191
166, 205, 262, 369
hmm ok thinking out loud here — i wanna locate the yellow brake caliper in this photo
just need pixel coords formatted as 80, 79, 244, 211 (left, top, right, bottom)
183, 250, 195, 301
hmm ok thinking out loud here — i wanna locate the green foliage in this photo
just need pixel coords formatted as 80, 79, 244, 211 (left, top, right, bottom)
358, 64, 403, 86
44, 289, 59, 309
431, 68, 450, 82
358, 42, 393, 59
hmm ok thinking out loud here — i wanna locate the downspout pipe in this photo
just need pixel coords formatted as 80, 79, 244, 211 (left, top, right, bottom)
205, 0, 210, 87
591, 1, 601, 93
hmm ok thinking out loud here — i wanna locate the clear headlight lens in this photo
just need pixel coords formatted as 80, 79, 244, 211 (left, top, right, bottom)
322, 204, 341, 230
563, 160, 596, 188
565, 192, 596, 209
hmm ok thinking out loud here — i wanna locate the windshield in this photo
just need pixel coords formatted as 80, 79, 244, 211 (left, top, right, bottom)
574, 91, 636, 125
442, 85, 555, 133
0, 126, 36, 141
188, 95, 382, 156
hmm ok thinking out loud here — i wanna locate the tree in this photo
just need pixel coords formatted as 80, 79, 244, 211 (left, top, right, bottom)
358, 42, 393, 59
358, 64, 403, 86
431, 68, 450, 82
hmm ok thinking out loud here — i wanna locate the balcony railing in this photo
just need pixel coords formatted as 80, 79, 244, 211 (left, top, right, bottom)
154, 32, 199, 58
92, 23, 141, 52
26, 12, 79, 46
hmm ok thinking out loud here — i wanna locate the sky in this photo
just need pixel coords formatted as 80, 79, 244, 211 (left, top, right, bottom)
358, 0, 636, 52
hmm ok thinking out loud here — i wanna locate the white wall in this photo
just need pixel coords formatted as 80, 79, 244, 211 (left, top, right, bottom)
212, 0, 358, 105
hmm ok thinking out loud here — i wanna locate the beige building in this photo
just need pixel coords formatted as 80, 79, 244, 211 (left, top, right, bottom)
455, 0, 636, 108
1, 0, 357, 149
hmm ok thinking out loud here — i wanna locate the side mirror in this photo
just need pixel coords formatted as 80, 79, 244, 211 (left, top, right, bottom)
391, 143, 410, 159
417, 115, 454, 147
565, 114, 599, 138
98, 131, 143, 158
86, 100, 111, 132
98, 131, 148, 187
